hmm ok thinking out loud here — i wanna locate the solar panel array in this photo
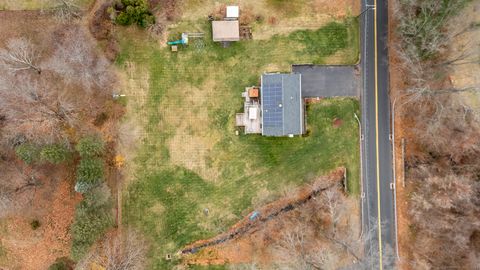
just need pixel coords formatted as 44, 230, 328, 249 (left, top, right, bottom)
262, 82, 283, 128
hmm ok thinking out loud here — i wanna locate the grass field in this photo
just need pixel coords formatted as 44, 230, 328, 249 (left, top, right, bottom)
118, 17, 360, 269
0, 0, 93, 10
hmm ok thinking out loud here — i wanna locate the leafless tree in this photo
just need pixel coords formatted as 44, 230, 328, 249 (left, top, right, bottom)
0, 73, 77, 142
52, 0, 83, 21
0, 38, 41, 74
0, 162, 41, 218
104, 229, 148, 270
44, 26, 114, 93
76, 228, 148, 270
320, 189, 345, 236
0, 186, 16, 218
273, 222, 335, 270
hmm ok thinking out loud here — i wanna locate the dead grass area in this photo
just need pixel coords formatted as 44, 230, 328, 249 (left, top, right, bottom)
0, 11, 56, 52
0, 0, 94, 10
163, 79, 224, 182
116, 61, 150, 187
0, 180, 81, 270
388, 2, 413, 267
178, 0, 359, 40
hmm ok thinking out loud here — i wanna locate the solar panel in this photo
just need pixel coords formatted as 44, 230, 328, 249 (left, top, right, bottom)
262, 79, 283, 128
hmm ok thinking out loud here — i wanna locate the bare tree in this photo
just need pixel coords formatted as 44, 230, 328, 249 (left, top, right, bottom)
0, 162, 41, 218
320, 189, 345, 236
52, 0, 83, 21
76, 228, 148, 270
0, 38, 41, 74
0, 73, 77, 142
273, 223, 334, 270
104, 229, 147, 270
44, 26, 114, 93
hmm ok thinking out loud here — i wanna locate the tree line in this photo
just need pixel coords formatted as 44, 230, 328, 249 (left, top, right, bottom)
392, 0, 480, 268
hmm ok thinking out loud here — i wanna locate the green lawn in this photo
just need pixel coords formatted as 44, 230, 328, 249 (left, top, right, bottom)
119, 18, 360, 269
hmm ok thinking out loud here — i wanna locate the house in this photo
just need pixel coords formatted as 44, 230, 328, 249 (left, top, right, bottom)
212, 20, 240, 42
261, 73, 304, 136
236, 73, 305, 137
235, 65, 357, 137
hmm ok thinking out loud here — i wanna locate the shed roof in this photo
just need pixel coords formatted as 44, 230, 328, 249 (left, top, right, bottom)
212, 21, 240, 42
226, 6, 239, 18
261, 73, 304, 136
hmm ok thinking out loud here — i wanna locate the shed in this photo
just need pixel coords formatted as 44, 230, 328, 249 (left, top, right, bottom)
261, 73, 304, 136
226, 6, 239, 18
212, 21, 240, 42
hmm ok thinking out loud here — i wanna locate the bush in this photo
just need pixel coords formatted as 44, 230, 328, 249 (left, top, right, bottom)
48, 257, 75, 270
76, 158, 104, 185
114, 0, 155, 27
30, 219, 41, 230
76, 136, 105, 158
15, 143, 39, 164
40, 144, 70, 164
71, 186, 113, 260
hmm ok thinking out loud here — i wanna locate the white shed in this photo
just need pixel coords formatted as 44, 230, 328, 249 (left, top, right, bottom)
226, 6, 239, 19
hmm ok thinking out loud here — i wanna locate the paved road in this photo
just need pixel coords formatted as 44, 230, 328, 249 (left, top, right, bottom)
360, 0, 396, 268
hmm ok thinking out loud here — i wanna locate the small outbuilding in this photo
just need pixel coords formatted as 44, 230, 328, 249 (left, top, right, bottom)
212, 20, 240, 42
226, 5, 239, 19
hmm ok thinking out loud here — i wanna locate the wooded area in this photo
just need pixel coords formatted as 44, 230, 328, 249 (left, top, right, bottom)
392, 0, 480, 268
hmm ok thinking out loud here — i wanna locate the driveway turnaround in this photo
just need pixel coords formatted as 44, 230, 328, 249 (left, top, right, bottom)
292, 64, 360, 98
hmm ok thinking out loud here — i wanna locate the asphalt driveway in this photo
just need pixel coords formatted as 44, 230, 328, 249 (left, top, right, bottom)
292, 64, 360, 98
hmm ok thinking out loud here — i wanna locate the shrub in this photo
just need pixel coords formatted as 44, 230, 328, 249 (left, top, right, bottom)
93, 112, 109, 127
76, 136, 105, 158
40, 144, 70, 164
30, 219, 41, 230
76, 158, 104, 185
114, 0, 155, 27
15, 143, 39, 164
48, 257, 75, 270
71, 186, 113, 260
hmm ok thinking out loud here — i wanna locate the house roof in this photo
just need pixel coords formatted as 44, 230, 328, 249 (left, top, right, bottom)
261, 73, 304, 136
212, 21, 240, 42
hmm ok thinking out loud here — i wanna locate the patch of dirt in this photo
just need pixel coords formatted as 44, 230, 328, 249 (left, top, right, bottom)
0, 181, 82, 270
333, 118, 343, 128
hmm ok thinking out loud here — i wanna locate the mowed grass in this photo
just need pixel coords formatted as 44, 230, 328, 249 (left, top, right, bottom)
119, 18, 359, 269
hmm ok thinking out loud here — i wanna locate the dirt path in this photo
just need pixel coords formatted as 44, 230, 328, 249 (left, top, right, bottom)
180, 167, 346, 255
